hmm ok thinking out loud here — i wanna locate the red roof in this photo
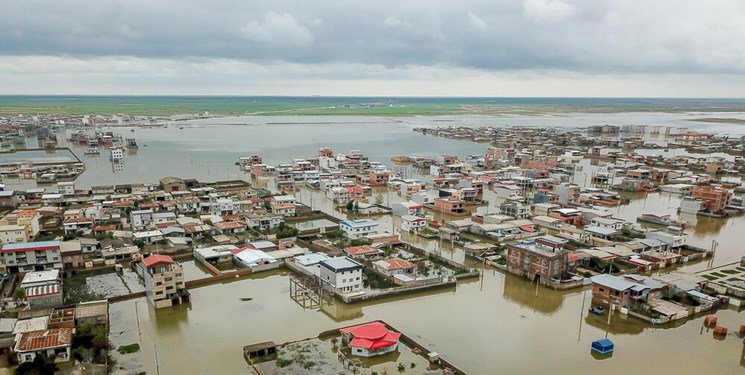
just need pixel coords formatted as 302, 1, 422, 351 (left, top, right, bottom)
143, 254, 174, 267
345, 245, 380, 256
380, 258, 416, 270
15, 328, 72, 352
231, 244, 256, 255
340, 322, 401, 350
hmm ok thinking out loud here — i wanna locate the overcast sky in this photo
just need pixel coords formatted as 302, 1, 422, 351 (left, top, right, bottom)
2, 0, 745, 96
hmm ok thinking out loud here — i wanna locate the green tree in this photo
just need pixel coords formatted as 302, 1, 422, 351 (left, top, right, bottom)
13, 288, 25, 302
15, 353, 58, 375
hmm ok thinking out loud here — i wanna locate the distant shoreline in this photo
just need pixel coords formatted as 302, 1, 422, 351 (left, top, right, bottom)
3, 96, 745, 117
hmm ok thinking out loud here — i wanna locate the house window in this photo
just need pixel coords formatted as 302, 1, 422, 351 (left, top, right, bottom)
598, 287, 605, 293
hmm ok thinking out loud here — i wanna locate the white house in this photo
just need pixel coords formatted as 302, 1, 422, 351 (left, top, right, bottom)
0, 225, 28, 245
340, 219, 379, 239
56, 181, 75, 196
391, 201, 424, 217
401, 215, 426, 232
130, 209, 153, 231
271, 195, 296, 217
318, 256, 363, 293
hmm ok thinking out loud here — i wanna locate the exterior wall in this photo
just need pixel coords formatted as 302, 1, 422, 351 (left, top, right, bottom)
591, 283, 631, 306
28, 292, 63, 309
319, 266, 362, 293
506, 245, 565, 283
3, 248, 62, 273
141, 262, 186, 308
0, 227, 28, 244
351, 343, 398, 357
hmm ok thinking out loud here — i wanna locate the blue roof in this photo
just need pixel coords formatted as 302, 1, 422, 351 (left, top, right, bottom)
2, 240, 60, 250
592, 338, 614, 349
340, 219, 378, 228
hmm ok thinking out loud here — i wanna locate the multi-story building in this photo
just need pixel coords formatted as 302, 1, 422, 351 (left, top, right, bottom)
554, 182, 581, 204
318, 256, 363, 294
340, 219, 379, 239
271, 196, 296, 217
0, 225, 28, 245
0, 209, 41, 240
391, 201, 424, 217
506, 236, 568, 285
130, 209, 154, 231
691, 185, 732, 213
1, 241, 62, 274
433, 196, 465, 215
137, 254, 189, 309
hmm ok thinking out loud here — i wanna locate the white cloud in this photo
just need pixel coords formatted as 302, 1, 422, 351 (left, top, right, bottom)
240, 11, 314, 46
523, 0, 575, 23
467, 11, 488, 31
383, 16, 402, 27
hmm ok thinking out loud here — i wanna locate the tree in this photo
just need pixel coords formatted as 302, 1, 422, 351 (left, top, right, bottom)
132, 239, 145, 249
374, 194, 384, 205
15, 353, 58, 375
13, 288, 25, 302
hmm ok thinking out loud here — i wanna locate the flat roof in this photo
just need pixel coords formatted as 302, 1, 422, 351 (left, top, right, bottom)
590, 274, 637, 292
21, 270, 60, 285
2, 240, 60, 253
319, 256, 362, 272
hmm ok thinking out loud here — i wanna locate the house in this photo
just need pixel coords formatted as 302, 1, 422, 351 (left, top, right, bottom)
373, 258, 417, 277
59, 241, 83, 269
213, 221, 246, 235
193, 245, 238, 264
691, 185, 731, 212
340, 219, 379, 239
499, 201, 531, 219
233, 248, 278, 269
129, 209, 153, 231
554, 182, 580, 204
0, 225, 28, 245
591, 217, 627, 230
137, 254, 189, 309
433, 196, 466, 215
584, 226, 619, 240
340, 322, 401, 357
21, 270, 63, 309
318, 256, 363, 293
548, 208, 582, 226
506, 236, 568, 284
391, 201, 424, 217
133, 230, 164, 244
271, 196, 296, 217
159, 177, 187, 193
0, 209, 41, 239
343, 245, 383, 260
590, 274, 665, 308
1, 241, 62, 274
62, 217, 94, 235
57, 182, 75, 196
14, 328, 73, 363
245, 214, 284, 231
400, 215, 427, 232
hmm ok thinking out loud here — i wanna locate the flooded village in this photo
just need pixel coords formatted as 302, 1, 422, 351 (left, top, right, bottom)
0, 112, 743, 374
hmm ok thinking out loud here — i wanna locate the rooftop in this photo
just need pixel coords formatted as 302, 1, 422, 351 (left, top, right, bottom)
15, 328, 73, 352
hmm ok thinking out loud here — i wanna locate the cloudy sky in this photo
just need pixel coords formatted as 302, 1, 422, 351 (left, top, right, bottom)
2, 0, 745, 96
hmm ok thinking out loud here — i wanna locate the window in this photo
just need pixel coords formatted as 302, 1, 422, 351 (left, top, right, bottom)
356, 277, 360, 280
598, 287, 605, 293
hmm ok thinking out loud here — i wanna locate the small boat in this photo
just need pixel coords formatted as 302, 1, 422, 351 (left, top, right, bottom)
591, 338, 614, 355
589, 306, 605, 315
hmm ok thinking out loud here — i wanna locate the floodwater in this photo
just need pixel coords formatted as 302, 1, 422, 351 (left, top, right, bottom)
109, 268, 745, 375
5, 112, 745, 190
